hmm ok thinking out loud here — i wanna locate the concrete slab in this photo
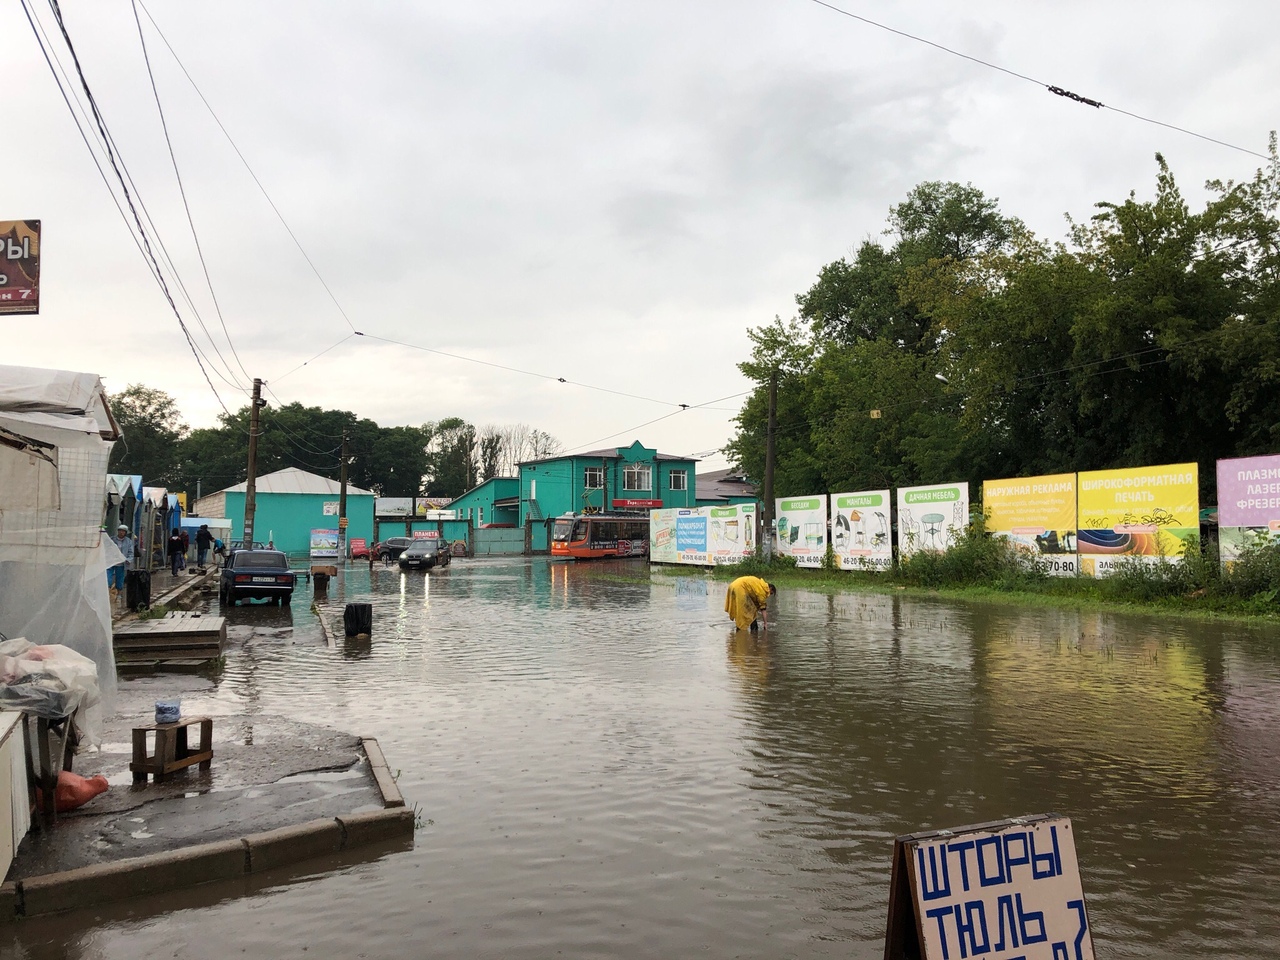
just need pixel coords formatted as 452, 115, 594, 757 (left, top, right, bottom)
244, 819, 343, 873
337, 809, 415, 847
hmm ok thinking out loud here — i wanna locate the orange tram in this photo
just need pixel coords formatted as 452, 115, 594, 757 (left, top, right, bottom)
550, 513, 650, 560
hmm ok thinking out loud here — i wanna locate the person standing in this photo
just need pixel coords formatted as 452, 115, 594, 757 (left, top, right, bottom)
195, 523, 213, 569
724, 575, 776, 632
178, 527, 190, 570
167, 528, 185, 576
108, 523, 135, 607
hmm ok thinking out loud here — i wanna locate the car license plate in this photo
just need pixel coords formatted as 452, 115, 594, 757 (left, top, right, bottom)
252, 576, 276, 583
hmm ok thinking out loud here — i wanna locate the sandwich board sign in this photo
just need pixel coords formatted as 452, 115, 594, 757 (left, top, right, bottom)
884, 814, 1094, 960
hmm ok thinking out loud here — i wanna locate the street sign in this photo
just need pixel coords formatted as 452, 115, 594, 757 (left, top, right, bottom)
884, 815, 1094, 960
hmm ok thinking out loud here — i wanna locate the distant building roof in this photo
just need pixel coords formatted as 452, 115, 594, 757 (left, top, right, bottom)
519, 445, 697, 467
697, 468, 757, 502
216, 467, 373, 497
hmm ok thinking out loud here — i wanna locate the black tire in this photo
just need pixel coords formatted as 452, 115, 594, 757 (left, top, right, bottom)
282, 592, 292, 605
228, 590, 237, 606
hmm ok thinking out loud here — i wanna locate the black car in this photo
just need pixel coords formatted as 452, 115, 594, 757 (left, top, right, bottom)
220, 549, 296, 605
398, 538, 452, 570
375, 537, 413, 561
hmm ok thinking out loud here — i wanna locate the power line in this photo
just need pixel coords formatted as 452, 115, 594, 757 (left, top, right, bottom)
805, 0, 1272, 162
26, 0, 234, 414
135, 0, 359, 336
130, 0, 252, 387
563, 389, 752, 453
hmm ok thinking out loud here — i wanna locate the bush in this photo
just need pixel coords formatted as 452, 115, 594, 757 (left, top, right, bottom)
895, 526, 1046, 590
721, 553, 796, 577
1220, 538, 1280, 601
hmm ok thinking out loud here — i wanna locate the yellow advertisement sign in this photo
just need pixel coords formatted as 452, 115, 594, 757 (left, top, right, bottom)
1076, 463, 1199, 576
982, 473, 1077, 575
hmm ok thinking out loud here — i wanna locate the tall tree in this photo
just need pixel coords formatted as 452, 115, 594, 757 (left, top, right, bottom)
108, 385, 188, 485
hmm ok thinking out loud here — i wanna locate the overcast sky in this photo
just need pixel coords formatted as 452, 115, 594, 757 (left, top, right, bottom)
4, 0, 1277, 474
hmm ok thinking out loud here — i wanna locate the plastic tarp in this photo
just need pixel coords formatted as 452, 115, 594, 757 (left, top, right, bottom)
0, 364, 119, 736
0, 638, 104, 743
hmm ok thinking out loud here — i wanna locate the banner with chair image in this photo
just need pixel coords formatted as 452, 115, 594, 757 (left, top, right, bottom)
896, 482, 969, 560
831, 490, 893, 570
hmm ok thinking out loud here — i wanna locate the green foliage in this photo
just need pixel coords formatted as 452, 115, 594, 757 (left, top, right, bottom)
895, 528, 1047, 590
109, 384, 189, 484
730, 147, 1280, 504
719, 553, 797, 578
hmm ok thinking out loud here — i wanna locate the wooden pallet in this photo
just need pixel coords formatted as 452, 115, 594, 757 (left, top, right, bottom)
114, 612, 226, 665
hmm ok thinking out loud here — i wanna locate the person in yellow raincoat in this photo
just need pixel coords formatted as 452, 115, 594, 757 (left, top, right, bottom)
725, 576, 775, 631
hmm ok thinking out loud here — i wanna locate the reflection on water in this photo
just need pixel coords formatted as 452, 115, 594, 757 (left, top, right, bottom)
6, 558, 1280, 959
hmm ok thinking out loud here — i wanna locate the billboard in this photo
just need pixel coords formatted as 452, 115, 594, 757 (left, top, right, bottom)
649, 508, 711, 565
776, 496, 826, 568
309, 528, 340, 559
706, 503, 757, 565
830, 490, 892, 571
1217, 454, 1280, 565
0, 220, 39, 315
897, 482, 969, 558
1076, 463, 1198, 577
983, 473, 1078, 576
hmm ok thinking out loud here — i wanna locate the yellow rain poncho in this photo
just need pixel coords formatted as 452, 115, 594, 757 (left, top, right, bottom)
725, 575, 771, 630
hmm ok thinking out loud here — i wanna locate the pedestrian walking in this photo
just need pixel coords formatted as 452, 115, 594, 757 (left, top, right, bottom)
108, 523, 135, 609
724, 575, 775, 632
167, 528, 184, 576
178, 527, 190, 570
195, 523, 213, 569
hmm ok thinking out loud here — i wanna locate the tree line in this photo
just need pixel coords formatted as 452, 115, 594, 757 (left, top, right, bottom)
108, 386, 562, 500
728, 140, 1280, 505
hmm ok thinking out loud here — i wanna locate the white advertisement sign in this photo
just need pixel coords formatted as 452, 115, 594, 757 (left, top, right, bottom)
707, 503, 757, 565
649, 508, 711, 565
776, 496, 826, 568
831, 490, 892, 571
903, 817, 1094, 960
897, 482, 970, 558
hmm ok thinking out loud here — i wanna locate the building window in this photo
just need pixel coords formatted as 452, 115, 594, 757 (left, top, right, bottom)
669, 469, 687, 491
623, 464, 651, 491
584, 466, 604, 489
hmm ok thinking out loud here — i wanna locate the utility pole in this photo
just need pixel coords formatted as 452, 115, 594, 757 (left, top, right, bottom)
338, 428, 349, 559
762, 368, 778, 559
243, 377, 263, 548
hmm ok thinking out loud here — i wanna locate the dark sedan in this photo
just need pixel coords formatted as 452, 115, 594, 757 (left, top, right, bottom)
220, 549, 295, 605
374, 537, 413, 561
398, 538, 452, 570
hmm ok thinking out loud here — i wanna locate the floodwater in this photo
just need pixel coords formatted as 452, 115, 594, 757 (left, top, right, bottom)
7, 556, 1280, 959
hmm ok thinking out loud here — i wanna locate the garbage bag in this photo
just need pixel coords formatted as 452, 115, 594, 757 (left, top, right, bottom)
36, 770, 109, 813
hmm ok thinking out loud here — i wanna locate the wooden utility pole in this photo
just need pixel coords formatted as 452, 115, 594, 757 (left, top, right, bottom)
243, 377, 263, 548
338, 428, 349, 559
762, 369, 778, 559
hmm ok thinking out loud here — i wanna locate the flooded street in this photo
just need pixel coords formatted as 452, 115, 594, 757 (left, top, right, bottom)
8, 556, 1280, 959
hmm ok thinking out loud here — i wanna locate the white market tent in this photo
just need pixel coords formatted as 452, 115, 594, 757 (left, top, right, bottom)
0, 363, 121, 711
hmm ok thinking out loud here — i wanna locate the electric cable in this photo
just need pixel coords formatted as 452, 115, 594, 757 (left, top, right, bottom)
805, 0, 1271, 162
28, 0, 237, 411
130, 0, 253, 386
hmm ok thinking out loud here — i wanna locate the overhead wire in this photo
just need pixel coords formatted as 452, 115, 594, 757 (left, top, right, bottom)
25, 0, 236, 413
804, 0, 1271, 162
130, 0, 252, 386
32, 1, 248, 397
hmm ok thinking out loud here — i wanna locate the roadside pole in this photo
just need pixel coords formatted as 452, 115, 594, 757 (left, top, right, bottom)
243, 378, 263, 548
338, 428, 349, 560
762, 368, 777, 559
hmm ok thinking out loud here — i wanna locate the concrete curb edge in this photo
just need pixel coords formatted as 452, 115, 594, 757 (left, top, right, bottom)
361, 737, 406, 808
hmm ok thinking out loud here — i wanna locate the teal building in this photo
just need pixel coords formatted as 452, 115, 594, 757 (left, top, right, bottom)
191, 467, 375, 557
518, 441, 698, 526
448, 476, 520, 526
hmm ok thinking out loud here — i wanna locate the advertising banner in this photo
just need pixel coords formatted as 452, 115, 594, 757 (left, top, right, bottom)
1216, 454, 1280, 565
649, 508, 711, 565
0, 220, 40, 315
776, 496, 827, 568
309, 528, 340, 559
348, 537, 367, 557
897, 482, 969, 558
983, 473, 1079, 576
830, 490, 892, 571
707, 503, 757, 565
1076, 463, 1198, 577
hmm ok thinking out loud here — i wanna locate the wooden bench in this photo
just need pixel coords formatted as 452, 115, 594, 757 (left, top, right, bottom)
130, 716, 214, 783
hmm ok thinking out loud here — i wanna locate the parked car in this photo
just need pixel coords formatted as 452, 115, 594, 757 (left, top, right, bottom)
374, 537, 413, 561
398, 538, 452, 570
220, 549, 295, 605
350, 541, 371, 560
